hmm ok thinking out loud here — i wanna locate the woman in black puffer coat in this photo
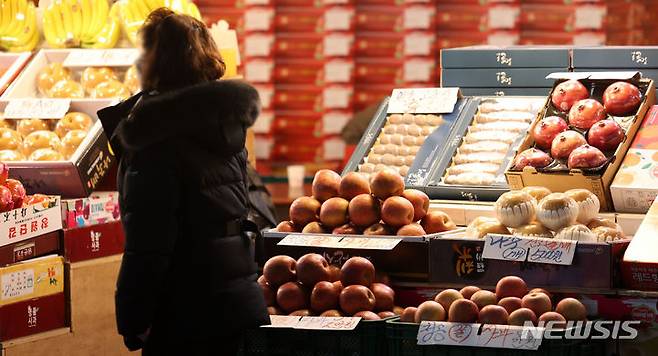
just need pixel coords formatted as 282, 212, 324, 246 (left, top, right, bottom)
98, 9, 268, 356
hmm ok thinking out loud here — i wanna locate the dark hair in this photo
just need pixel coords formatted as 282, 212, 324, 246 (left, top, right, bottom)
138, 8, 225, 91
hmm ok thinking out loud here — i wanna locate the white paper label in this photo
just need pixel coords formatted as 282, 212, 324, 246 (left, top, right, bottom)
4, 99, 71, 119
323, 138, 346, 161
324, 8, 353, 31
245, 8, 274, 31
267, 315, 301, 328
388, 88, 458, 114
404, 33, 433, 56
245, 61, 274, 83
323, 87, 352, 109
88, 196, 113, 222
416, 321, 543, 350
574, 5, 606, 30
278, 234, 401, 250
1, 269, 34, 300
63, 49, 139, 67
404, 59, 433, 82
324, 61, 353, 83
488, 6, 519, 29
296, 317, 361, 330
404, 7, 433, 30
322, 112, 350, 134
245, 34, 275, 57
339, 237, 401, 250
278, 234, 343, 248
0, 197, 63, 248
324, 34, 353, 57
573, 32, 606, 46
482, 234, 577, 265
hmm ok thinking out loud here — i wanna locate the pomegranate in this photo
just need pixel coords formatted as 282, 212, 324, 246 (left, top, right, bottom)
513, 148, 552, 171
532, 116, 568, 149
602, 81, 642, 116
587, 119, 625, 152
551, 131, 587, 160
551, 80, 589, 112
568, 145, 608, 169
568, 99, 606, 130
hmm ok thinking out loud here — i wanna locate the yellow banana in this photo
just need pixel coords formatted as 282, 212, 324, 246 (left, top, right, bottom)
82, 0, 100, 42
1, 4, 38, 52
82, 16, 119, 48
48, 2, 69, 46
3, 0, 20, 39
42, 5, 61, 47
145, 0, 163, 12
132, 0, 150, 20
9, 25, 39, 51
186, 1, 201, 20
80, 0, 91, 39
109, 1, 121, 19
122, 0, 142, 45
57, 0, 76, 44
68, 0, 82, 39
85, 0, 108, 43
166, 0, 186, 14
0, 0, 10, 34
13, 1, 35, 44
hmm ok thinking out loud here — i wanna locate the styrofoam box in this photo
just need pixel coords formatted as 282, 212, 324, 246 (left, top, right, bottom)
2, 49, 136, 101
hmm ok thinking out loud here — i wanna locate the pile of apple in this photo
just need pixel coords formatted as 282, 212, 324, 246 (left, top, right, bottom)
260, 254, 401, 320
276, 169, 457, 236
399, 275, 586, 327
0, 162, 48, 212
513, 79, 642, 171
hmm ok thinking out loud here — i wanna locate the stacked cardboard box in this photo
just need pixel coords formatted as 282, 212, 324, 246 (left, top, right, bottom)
520, 0, 607, 45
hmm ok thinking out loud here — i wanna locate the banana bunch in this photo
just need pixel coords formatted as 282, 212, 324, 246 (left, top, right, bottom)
116, 0, 202, 45
0, 0, 39, 52
43, 0, 120, 49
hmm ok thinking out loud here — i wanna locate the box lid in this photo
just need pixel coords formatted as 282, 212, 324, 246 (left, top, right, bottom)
388, 87, 462, 114
441, 45, 571, 69
573, 47, 658, 69
546, 71, 642, 80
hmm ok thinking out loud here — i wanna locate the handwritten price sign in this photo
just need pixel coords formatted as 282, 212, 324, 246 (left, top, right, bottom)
4, 99, 70, 119
482, 234, 577, 265
264, 316, 361, 330
417, 321, 543, 350
63, 49, 139, 67
278, 235, 401, 251
388, 88, 459, 114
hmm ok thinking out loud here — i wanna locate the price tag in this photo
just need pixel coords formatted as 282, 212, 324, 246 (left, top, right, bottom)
4, 99, 71, 119
295, 317, 361, 330
416, 321, 543, 350
63, 49, 139, 67
278, 234, 343, 248
388, 88, 459, 114
266, 315, 301, 328
339, 237, 401, 250
482, 234, 577, 265
1, 269, 34, 300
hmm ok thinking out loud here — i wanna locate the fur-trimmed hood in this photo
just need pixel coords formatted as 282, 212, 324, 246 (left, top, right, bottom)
98, 80, 260, 158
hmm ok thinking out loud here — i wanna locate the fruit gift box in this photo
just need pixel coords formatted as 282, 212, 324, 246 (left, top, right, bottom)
418, 96, 545, 202
0, 100, 116, 198
3, 49, 140, 101
505, 71, 656, 211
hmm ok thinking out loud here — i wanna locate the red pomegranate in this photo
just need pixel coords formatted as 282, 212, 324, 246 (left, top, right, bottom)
532, 116, 568, 150
602, 81, 642, 116
568, 99, 606, 130
551, 80, 589, 112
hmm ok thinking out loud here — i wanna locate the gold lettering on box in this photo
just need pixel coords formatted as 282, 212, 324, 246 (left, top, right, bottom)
631, 51, 648, 65
496, 52, 512, 66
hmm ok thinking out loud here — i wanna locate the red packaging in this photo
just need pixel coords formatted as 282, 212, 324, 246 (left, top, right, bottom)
324, 6, 356, 32
243, 33, 275, 58
520, 31, 605, 45
520, 4, 606, 32
607, 30, 647, 46
323, 33, 355, 58
244, 6, 275, 33
436, 30, 520, 48
401, 57, 437, 84
271, 111, 323, 137
63, 221, 125, 263
355, 59, 404, 85
196, 0, 249, 7
0, 231, 60, 266
273, 60, 325, 85
606, 2, 646, 31
273, 0, 322, 7
436, 4, 519, 31
273, 85, 323, 111
354, 85, 391, 111
323, 85, 354, 110
275, 33, 324, 59
355, 6, 404, 32
0, 293, 66, 341
271, 137, 325, 162
201, 7, 245, 32
275, 7, 324, 33
355, 32, 404, 59
244, 59, 274, 83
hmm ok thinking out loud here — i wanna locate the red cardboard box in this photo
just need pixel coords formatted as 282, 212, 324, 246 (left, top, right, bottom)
273, 85, 323, 111
61, 192, 120, 229
63, 221, 124, 263
273, 0, 322, 7
436, 30, 520, 48
606, 2, 646, 31
607, 30, 647, 46
243, 33, 275, 58
0, 293, 66, 341
0, 231, 60, 267
275, 33, 324, 59
244, 6, 275, 32
437, 4, 519, 31
520, 4, 606, 32
273, 60, 325, 85
355, 59, 404, 85
355, 32, 404, 58
275, 7, 324, 33
244, 59, 274, 83
355, 6, 403, 32
622, 197, 658, 291
271, 138, 325, 162
271, 111, 323, 137
324, 59, 355, 84
520, 31, 605, 45
354, 84, 391, 111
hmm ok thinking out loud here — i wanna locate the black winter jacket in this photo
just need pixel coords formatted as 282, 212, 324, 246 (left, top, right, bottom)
98, 80, 269, 353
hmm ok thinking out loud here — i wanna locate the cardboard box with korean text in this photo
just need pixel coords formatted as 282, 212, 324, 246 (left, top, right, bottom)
63, 221, 124, 263
622, 196, 658, 291
0, 255, 64, 307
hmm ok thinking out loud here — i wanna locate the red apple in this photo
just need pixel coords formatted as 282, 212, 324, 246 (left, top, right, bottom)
587, 119, 624, 152
421, 211, 457, 234
339, 285, 376, 315
555, 297, 587, 321
277, 282, 309, 313
340, 256, 375, 287
371, 283, 395, 311
471, 290, 498, 310
289, 196, 321, 227
521, 293, 552, 317
539, 312, 567, 328
508, 308, 537, 326
512, 148, 552, 170
263, 255, 297, 287
378, 311, 396, 319
479, 305, 509, 325
319, 197, 350, 228
414, 301, 446, 322
3, 179, 24, 209
354, 311, 381, 320
310, 281, 340, 312
393, 306, 405, 315
0, 186, 14, 212
296, 253, 331, 287
258, 276, 276, 306
551, 80, 589, 112
400, 307, 418, 322
495, 276, 528, 299
528, 288, 552, 299
327, 265, 341, 282
402, 189, 430, 221
381, 196, 414, 228
448, 299, 479, 323
276, 221, 298, 233
332, 223, 360, 235
333, 280, 343, 292
339, 172, 371, 200
434, 289, 464, 312
498, 297, 523, 314
551, 130, 587, 159
321, 309, 343, 317
603, 81, 642, 116
348, 194, 381, 228
459, 286, 481, 300
532, 116, 568, 149
312, 169, 341, 202
0, 163, 8, 185
567, 144, 607, 169
568, 99, 606, 130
